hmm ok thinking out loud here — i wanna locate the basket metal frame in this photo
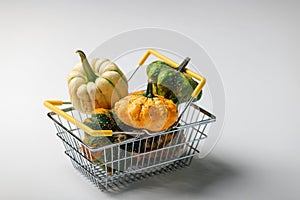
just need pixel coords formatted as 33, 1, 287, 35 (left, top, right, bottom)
47, 103, 215, 191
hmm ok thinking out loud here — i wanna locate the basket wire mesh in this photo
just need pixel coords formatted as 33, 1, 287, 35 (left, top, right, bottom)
47, 102, 215, 191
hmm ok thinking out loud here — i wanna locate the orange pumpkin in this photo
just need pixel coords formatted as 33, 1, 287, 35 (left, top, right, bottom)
114, 81, 178, 132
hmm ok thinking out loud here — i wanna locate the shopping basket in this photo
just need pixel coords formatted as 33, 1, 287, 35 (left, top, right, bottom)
44, 49, 216, 191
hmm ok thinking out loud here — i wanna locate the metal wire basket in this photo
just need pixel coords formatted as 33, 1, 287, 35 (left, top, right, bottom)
44, 49, 216, 191
46, 101, 215, 191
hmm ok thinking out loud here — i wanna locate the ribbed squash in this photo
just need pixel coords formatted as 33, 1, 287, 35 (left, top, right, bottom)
114, 81, 178, 132
68, 50, 128, 114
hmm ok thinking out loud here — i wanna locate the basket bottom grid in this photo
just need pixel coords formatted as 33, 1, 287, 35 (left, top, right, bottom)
55, 122, 203, 191
66, 148, 193, 192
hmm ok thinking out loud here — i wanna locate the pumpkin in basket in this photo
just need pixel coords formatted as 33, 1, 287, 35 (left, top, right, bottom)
114, 81, 178, 132
67, 50, 128, 114
83, 131, 141, 174
146, 60, 202, 104
82, 108, 128, 161
82, 108, 141, 164
83, 108, 120, 132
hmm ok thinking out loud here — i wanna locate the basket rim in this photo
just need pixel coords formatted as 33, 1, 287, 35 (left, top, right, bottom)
47, 103, 215, 151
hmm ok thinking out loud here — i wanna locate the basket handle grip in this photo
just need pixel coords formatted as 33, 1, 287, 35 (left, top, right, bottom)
44, 100, 113, 136
138, 49, 206, 99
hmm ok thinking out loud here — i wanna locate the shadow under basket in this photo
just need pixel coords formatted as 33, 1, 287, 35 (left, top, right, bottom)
47, 103, 216, 192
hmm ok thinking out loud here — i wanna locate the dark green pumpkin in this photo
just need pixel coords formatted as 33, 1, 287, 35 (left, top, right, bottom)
83, 108, 143, 150
146, 60, 202, 104
83, 108, 120, 132
83, 108, 142, 173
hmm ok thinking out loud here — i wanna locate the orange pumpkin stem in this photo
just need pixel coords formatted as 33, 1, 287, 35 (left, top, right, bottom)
145, 80, 155, 98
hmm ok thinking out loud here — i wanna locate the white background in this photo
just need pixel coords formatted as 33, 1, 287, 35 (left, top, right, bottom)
1, 0, 299, 199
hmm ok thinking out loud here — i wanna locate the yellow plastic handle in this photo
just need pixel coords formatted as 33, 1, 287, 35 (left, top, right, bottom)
44, 100, 113, 136
138, 49, 206, 98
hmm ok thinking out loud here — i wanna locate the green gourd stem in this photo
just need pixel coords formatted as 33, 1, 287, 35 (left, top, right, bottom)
145, 80, 155, 98
177, 57, 190, 72
76, 50, 98, 82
